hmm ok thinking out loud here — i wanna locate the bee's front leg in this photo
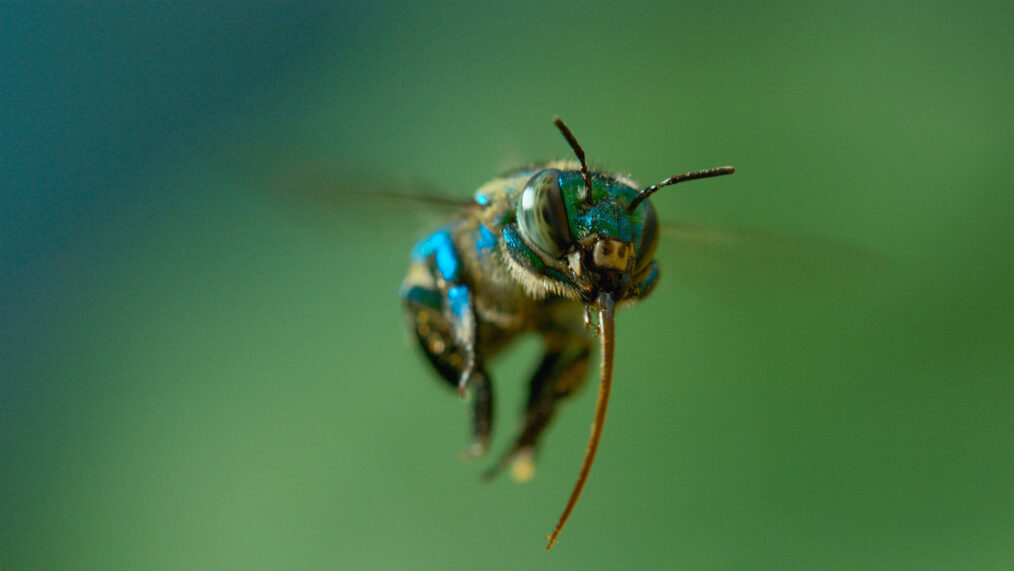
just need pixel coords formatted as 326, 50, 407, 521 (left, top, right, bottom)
401, 228, 494, 456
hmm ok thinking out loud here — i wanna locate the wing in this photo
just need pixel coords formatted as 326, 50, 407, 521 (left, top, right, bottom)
659, 222, 889, 302
276, 164, 472, 212
267, 163, 475, 238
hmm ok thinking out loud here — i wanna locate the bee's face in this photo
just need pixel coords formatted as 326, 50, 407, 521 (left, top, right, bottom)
503, 168, 659, 305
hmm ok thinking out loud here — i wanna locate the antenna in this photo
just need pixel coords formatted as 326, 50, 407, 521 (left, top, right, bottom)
553, 117, 594, 206
627, 166, 735, 213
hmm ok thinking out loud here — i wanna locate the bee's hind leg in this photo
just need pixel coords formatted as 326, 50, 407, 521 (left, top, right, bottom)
483, 332, 591, 482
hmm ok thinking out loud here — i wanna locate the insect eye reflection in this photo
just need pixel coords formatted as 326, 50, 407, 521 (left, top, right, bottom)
517, 168, 572, 259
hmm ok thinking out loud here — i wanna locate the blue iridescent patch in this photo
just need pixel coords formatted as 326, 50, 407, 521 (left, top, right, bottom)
447, 285, 470, 318
411, 228, 460, 281
476, 225, 496, 252
502, 224, 544, 271
475, 193, 489, 206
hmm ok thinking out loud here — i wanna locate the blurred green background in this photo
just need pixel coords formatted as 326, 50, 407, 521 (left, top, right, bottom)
3, 2, 1012, 569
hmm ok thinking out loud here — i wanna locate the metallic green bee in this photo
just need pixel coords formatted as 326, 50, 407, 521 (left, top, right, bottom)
399, 118, 733, 549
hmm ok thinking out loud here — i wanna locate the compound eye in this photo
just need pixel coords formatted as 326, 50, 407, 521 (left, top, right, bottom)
517, 169, 572, 259
633, 198, 659, 273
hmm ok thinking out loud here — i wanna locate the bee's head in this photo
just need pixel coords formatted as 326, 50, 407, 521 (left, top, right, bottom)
501, 118, 732, 308
503, 167, 658, 306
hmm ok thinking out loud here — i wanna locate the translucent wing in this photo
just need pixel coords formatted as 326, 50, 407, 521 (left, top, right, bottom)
278, 164, 470, 210
659, 222, 888, 302
267, 163, 473, 238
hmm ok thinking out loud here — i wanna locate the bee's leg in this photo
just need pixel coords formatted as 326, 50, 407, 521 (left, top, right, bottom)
483, 331, 591, 482
403, 290, 494, 456
401, 228, 493, 455
444, 284, 493, 457
463, 368, 493, 458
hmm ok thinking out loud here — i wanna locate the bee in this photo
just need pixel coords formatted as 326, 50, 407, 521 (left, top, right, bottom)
399, 118, 734, 549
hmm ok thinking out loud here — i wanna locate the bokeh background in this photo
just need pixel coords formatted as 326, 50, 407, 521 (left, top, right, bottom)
3, 2, 1012, 569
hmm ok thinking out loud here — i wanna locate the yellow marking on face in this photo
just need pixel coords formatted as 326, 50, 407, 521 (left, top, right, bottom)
592, 238, 632, 271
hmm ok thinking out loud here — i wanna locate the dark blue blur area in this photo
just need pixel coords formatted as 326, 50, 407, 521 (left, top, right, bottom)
1, 3, 341, 270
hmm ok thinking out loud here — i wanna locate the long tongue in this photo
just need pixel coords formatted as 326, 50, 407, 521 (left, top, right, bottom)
546, 292, 615, 550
